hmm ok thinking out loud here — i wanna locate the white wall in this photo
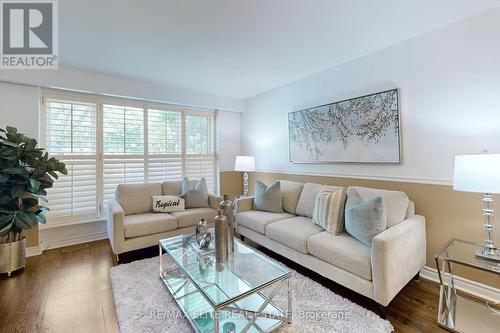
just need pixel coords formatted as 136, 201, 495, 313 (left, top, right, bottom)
0, 83, 40, 139
217, 110, 241, 171
0, 66, 244, 112
242, 9, 500, 185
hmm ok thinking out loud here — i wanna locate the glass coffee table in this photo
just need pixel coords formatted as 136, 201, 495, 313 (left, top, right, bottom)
435, 239, 500, 333
159, 234, 292, 333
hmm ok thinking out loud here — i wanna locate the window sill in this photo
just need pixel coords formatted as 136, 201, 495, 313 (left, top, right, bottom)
39, 217, 107, 230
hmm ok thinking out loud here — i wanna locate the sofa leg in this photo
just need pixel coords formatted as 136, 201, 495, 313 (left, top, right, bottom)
412, 272, 420, 281
240, 235, 245, 242
378, 305, 387, 319
116, 254, 120, 263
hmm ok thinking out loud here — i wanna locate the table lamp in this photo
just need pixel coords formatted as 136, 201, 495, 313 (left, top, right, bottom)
234, 156, 255, 197
453, 154, 500, 262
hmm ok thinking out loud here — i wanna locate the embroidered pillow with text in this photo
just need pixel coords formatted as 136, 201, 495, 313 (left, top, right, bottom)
152, 195, 185, 213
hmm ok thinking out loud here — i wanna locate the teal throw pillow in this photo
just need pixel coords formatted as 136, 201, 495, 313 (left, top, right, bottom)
345, 187, 387, 246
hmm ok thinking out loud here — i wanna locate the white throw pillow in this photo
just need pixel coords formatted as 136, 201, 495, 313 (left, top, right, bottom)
279, 180, 304, 214
312, 186, 346, 234
152, 195, 185, 213
296, 183, 325, 218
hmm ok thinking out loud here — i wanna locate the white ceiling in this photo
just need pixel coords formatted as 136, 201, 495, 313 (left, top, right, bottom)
59, 0, 500, 99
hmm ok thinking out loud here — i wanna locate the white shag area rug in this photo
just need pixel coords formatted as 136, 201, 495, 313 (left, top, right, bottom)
110, 254, 393, 333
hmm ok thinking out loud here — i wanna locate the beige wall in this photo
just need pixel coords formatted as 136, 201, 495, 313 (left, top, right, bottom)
220, 171, 500, 289
220, 171, 243, 197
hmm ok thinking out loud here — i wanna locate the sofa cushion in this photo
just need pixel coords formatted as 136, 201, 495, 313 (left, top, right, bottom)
312, 186, 346, 235
162, 180, 182, 195
307, 232, 372, 280
345, 188, 387, 247
236, 210, 293, 234
295, 183, 324, 218
116, 183, 163, 215
266, 217, 323, 254
349, 186, 409, 228
170, 207, 217, 228
182, 177, 210, 208
279, 180, 304, 214
124, 213, 177, 238
254, 181, 283, 214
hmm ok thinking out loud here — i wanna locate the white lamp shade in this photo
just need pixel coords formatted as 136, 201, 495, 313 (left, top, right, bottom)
234, 155, 255, 172
453, 154, 500, 193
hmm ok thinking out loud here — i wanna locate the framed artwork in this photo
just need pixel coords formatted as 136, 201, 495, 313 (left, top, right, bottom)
288, 89, 401, 163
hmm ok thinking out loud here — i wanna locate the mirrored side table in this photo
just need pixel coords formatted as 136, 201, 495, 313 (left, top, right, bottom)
435, 239, 500, 333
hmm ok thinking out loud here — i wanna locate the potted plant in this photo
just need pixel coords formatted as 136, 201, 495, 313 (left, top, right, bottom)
0, 126, 67, 276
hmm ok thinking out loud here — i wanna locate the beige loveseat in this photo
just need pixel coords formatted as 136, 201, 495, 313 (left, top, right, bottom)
107, 180, 221, 255
234, 180, 426, 314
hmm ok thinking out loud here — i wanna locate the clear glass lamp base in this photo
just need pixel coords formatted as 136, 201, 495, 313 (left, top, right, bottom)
476, 248, 500, 262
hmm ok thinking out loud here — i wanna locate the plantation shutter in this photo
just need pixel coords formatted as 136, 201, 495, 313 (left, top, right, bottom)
102, 104, 145, 203
185, 114, 216, 192
147, 109, 183, 182
44, 98, 98, 223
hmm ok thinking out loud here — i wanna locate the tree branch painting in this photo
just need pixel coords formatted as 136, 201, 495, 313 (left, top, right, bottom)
288, 89, 400, 163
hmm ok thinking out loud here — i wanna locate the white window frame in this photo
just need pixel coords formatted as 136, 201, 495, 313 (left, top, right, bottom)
41, 90, 217, 227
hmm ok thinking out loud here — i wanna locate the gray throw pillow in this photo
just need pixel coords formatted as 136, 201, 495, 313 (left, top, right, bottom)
181, 177, 209, 208
253, 181, 283, 214
345, 187, 386, 246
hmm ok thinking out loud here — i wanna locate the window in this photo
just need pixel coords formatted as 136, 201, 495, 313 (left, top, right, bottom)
147, 109, 183, 183
102, 104, 145, 203
185, 114, 216, 191
43, 93, 216, 225
186, 114, 211, 154
44, 98, 98, 222
148, 109, 181, 154
103, 105, 144, 154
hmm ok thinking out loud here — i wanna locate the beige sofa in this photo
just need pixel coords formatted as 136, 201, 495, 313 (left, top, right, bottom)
234, 180, 426, 315
107, 180, 221, 255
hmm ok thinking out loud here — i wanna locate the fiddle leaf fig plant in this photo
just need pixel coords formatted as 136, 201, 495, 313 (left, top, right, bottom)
0, 126, 67, 243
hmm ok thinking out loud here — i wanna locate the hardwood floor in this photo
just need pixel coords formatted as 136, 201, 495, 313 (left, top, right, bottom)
0, 239, 447, 333
0, 240, 118, 333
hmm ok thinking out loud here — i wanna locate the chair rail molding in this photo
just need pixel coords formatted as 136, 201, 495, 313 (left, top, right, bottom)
250, 169, 453, 186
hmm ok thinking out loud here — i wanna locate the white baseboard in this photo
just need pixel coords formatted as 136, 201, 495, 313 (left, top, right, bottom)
40, 219, 108, 251
26, 245, 43, 257
420, 265, 500, 303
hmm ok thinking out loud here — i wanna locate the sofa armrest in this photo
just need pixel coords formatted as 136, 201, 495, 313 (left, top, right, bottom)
107, 199, 126, 254
234, 196, 254, 214
233, 196, 254, 230
371, 215, 426, 306
208, 194, 222, 211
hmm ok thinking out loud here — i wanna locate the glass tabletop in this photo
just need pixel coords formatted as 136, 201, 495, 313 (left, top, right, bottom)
160, 233, 291, 308
435, 239, 500, 274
